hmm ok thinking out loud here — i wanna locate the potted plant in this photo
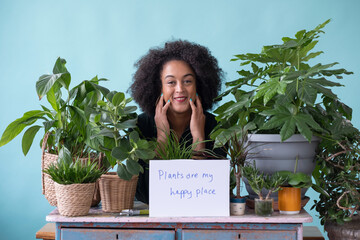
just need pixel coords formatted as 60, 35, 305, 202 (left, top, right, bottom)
212, 19, 354, 201
43, 154, 105, 216
0, 57, 108, 206
242, 164, 287, 216
211, 124, 255, 215
88, 91, 156, 212
312, 132, 360, 239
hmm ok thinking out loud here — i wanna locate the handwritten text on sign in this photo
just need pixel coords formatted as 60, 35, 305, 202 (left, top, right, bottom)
149, 159, 230, 217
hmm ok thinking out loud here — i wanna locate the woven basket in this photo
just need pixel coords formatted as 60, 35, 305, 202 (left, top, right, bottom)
99, 172, 138, 212
41, 132, 102, 207
54, 182, 95, 217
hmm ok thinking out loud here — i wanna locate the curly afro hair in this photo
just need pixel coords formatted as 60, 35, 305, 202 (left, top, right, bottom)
129, 40, 224, 116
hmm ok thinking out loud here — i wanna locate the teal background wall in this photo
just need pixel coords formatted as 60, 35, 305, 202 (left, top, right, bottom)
0, 0, 359, 239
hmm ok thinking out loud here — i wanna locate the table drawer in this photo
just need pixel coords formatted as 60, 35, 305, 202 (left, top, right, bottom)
61, 228, 175, 240
182, 229, 297, 240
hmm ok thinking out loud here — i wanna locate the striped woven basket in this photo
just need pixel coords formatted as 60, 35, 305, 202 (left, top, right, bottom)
41, 132, 102, 207
99, 172, 138, 212
54, 182, 95, 217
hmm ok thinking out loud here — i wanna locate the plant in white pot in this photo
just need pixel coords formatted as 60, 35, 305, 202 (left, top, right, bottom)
211, 124, 255, 215
43, 152, 105, 217
88, 91, 156, 212
212, 19, 354, 201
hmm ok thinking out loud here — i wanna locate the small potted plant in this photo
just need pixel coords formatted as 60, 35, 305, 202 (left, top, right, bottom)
43, 153, 105, 217
211, 124, 255, 215
88, 91, 156, 212
242, 164, 287, 216
0, 57, 108, 206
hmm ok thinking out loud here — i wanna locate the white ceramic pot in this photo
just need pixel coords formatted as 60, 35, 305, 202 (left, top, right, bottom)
230, 197, 246, 216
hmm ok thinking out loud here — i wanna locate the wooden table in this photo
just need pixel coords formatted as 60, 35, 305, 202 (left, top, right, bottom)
46, 205, 313, 240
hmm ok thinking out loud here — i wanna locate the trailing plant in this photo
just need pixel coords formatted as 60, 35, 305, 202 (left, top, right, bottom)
0, 57, 109, 158
43, 151, 106, 185
88, 91, 156, 180
212, 19, 356, 142
242, 164, 287, 200
312, 134, 360, 225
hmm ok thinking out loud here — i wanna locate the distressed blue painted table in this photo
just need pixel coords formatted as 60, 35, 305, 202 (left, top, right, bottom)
46, 205, 312, 240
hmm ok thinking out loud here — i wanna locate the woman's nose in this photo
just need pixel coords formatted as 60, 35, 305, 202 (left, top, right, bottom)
175, 82, 184, 92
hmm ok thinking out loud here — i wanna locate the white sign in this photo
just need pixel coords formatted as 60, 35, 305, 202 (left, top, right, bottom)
149, 159, 230, 217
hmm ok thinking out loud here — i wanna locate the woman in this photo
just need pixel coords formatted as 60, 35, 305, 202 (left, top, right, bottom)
130, 40, 226, 204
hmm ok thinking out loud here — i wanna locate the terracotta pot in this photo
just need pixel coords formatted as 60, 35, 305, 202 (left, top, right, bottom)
278, 187, 301, 214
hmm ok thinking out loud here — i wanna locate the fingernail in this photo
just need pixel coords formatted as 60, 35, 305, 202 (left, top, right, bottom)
190, 98, 192, 101
167, 99, 170, 102
161, 93, 163, 96
196, 93, 198, 96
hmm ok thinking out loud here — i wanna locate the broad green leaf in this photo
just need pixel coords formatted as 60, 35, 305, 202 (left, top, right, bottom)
112, 92, 125, 106
115, 118, 137, 130
137, 139, 149, 149
58, 146, 72, 165
280, 118, 296, 141
0, 110, 45, 147
294, 117, 312, 141
112, 139, 132, 160
21, 125, 42, 155
117, 163, 133, 180
36, 73, 63, 100
46, 87, 59, 112
123, 106, 137, 115
135, 149, 155, 160
298, 83, 317, 106
129, 131, 139, 143
125, 159, 141, 175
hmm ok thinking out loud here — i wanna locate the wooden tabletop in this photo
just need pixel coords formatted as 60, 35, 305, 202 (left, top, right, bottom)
46, 206, 312, 224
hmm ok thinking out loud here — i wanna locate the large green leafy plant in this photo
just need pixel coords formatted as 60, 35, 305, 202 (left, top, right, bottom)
0, 58, 109, 159
213, 19, 356, 142
88, 91, 156, 180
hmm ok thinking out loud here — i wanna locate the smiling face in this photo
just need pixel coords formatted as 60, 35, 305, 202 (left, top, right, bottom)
160, 60, 196, 115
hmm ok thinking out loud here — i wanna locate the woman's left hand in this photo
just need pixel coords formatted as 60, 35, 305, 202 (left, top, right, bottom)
189, 95, 205, 151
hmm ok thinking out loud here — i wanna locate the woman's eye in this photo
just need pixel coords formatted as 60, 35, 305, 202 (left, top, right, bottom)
184, 80, 192, 85
167, 81, 175, 85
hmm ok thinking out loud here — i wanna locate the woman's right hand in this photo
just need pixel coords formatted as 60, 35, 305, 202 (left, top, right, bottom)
154, 94, 170, 143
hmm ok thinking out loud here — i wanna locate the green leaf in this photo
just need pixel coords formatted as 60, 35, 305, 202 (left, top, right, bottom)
298, 83, 317, 106
36, 73, 63, 100
125, 159, 141, 175
115, 118, 137, 130
135, 148, 155, 160
0, 110, 46, 147
58, 147, 72, 165
112, 92, 125, 106
280, 118, 296, 141
21, 125, 42, 156
112, 139, 132, 160
129, 131, 139, 143
117, 163, 133, 180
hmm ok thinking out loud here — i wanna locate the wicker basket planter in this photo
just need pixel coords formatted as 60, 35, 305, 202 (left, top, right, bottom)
41, 133, 102, 207
54, 182, 95, 217
99, 172, 138, 213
